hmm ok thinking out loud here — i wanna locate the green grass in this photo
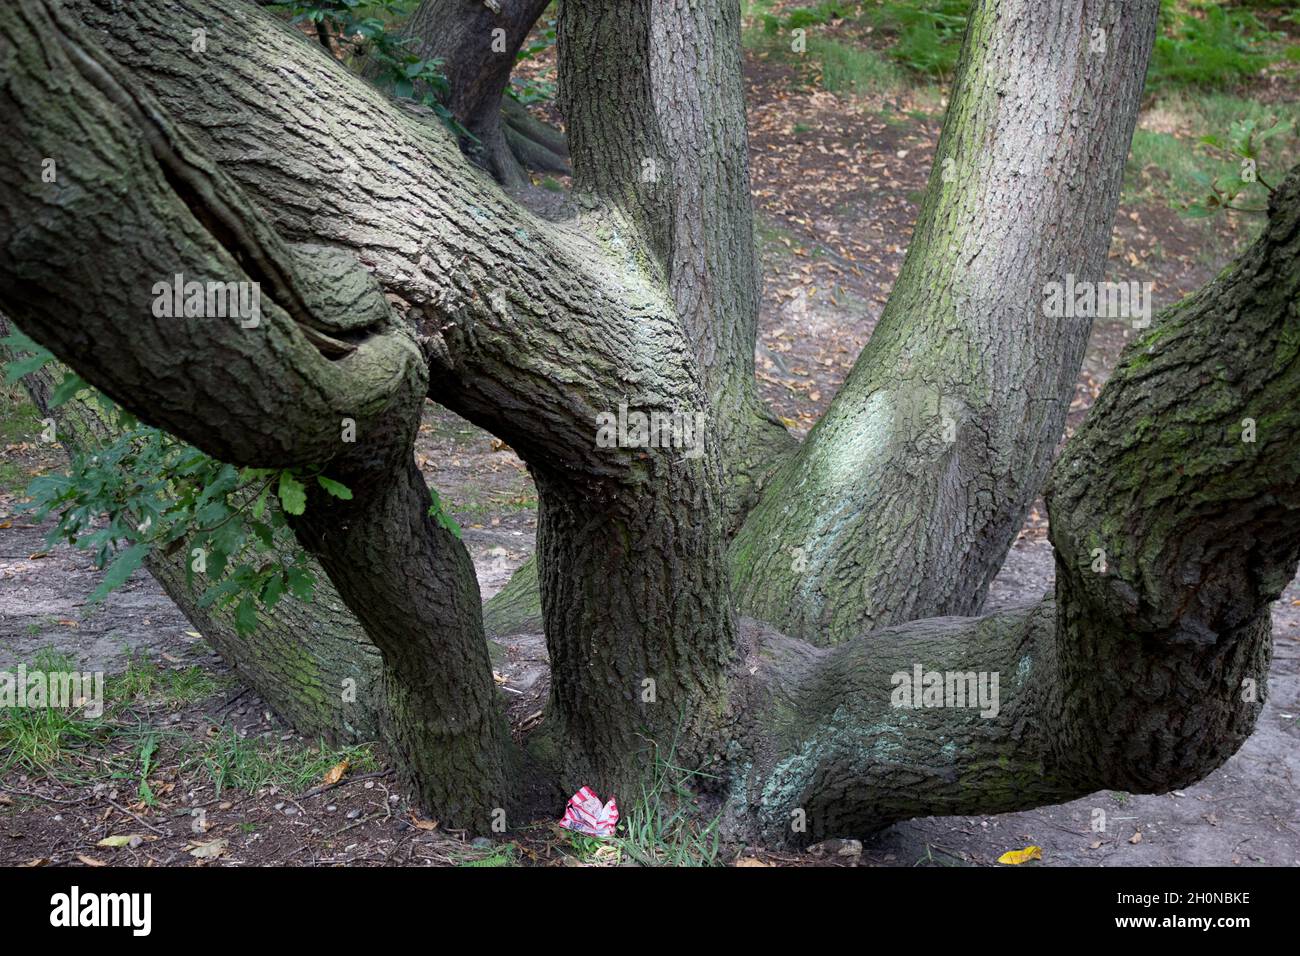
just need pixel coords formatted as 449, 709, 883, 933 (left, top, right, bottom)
860, 0, 970, 79
0, 650, 114, 778
0, 387, 42, 495
181, 729, 378, 798
457, 844, 519, 867
110, 652, 232, 709
1147, 3, 1287, 92
1124, 92, 1300, 209
810, 37, 904, 95
0, 648, 376, 798
563, 744, 724, 867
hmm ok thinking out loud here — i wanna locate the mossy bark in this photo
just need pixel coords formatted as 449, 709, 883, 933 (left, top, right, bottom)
4, 0, 1296, 846
728, 167, 1300, 844
730, 0, 1161, 644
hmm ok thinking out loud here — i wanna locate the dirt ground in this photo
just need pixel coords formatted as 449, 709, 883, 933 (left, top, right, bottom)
2, 20, 1298, 867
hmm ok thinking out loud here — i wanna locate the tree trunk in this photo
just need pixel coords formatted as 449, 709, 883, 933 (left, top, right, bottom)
728, 164, 1300, 842
730, 0, 1160, 644
0, 0, 513, 829
397, 0, 567, 188
5, 0, 1295, 847
1, 317, 385, 743
559, 0, 794, 530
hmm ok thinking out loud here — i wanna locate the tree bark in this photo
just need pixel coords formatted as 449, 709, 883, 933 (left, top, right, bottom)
559, 0, 795, 531
728, 165, 1300, 844
5, 0, 1294, 847
0, 0, 513, 829
730, 0, 1160, 644
397, 0, 566, 188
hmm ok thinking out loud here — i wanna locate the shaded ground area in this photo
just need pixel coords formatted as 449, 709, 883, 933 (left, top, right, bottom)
3, 8, 1299, 866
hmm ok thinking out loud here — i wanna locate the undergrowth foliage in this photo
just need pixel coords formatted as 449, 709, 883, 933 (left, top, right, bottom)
2, 330, 329, 635
2, 329, 464, 633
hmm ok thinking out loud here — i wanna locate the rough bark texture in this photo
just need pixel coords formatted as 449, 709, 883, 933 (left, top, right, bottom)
731, 0, 1160, 644
14, 0, 740, 806
4, 0, 1294, 847
1, 316, 385, 743
0, 0, 512, 829
1046, 165, 1300, 794
559, 0, 794, 530
728, 167, 1300, 844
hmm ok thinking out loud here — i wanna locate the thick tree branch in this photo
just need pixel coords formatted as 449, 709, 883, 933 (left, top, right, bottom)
731, 166, 1300, 843
0, 0, 515, 830
65, 0, 700, 485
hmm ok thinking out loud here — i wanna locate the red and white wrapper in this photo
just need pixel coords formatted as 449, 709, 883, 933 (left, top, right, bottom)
559, 786, 619, 837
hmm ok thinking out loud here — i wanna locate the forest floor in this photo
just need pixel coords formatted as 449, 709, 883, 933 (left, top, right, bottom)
2, 7, 1299, 867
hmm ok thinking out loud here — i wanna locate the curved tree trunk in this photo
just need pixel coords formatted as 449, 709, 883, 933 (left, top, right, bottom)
4, 0, 1295, 847
730, 0, 1161, 645
729, 165, 1300, 842
0, 0, 513, 830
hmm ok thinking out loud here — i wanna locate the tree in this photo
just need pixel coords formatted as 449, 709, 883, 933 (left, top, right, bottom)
2, 0, 1296, 843
393, 0, 569, 188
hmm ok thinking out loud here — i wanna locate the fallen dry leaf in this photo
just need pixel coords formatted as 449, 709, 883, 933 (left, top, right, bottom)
321, 759, 350, 788
1129, 831, 1143, 845
408, 812, 439, 831
96, 834, 144, 848
189, 838, 228, 859
76, 854, 107, 867
735, 857, 771, 867
997, 845, 1043, 865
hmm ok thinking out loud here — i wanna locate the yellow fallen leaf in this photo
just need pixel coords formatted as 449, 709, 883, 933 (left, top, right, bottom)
1129, 831, 1143, 844
735, 857, 771, 867
189, 838, 228, 859
321, 759, 350, 788
185, 631, 202, 637
76, 854, 107, 867
96, 834, 142, 848
997, 845, 1043, 865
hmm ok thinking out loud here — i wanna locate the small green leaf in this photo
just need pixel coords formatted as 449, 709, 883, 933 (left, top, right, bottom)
235, 596, 259, 635
4, 352, 51, 384
251, 483, 270, 520
316, 476, 353, 500
261, 573, 285, 609
277, 471, 307, 515
88, 541, 151, 602
285, 566, 316, 601
49, 373, 88, 408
